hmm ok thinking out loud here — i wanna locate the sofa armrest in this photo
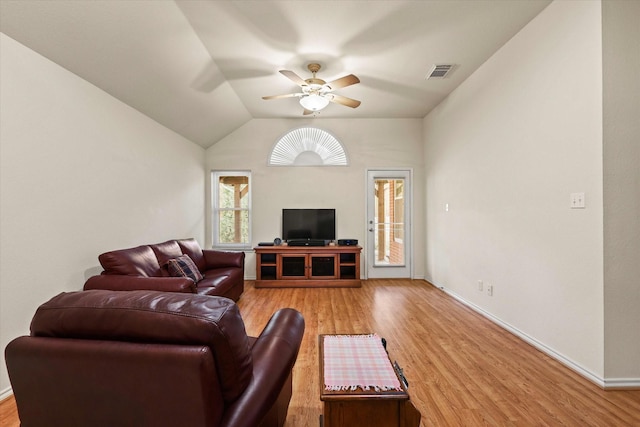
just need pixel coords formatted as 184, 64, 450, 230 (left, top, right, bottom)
83, 275, 196, 293
203, 249, 245, 269
220, 308, 305, 427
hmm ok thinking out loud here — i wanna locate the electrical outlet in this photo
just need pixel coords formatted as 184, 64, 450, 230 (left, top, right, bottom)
487, 283, 493, 296
478, 280, 483, 291
570, 192, 585, 209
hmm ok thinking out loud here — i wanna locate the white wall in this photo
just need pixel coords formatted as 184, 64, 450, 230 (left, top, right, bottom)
602, 0, 640, 382
0, 34, 206, 395
423, 1, 605, 381
205, 118, 425, 281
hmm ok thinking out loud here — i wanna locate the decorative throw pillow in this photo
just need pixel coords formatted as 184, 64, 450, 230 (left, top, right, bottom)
166, 255, 204, 283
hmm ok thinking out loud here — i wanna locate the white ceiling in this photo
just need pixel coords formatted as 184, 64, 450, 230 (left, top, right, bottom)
0, 0, 551, 148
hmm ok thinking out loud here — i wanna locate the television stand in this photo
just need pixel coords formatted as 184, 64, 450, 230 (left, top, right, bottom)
254, 245, 361, 288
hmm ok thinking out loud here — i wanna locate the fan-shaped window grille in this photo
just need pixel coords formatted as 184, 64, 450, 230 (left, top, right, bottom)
269, 127, 348, 166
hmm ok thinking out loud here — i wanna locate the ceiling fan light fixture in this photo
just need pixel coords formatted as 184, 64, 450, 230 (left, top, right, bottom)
299, 94, 329, 111
264, 63, 360, 115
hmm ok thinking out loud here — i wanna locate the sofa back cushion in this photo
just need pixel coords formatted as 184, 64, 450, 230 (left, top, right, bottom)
149, 240, 184, 276
177, 238, 206, 271
99, 245, 161, 277
31, 290, 254, 404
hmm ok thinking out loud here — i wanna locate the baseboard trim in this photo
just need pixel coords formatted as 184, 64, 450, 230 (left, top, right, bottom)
0, 386, 13, 402
433, 283, 613, 389
602, 378, 640, 390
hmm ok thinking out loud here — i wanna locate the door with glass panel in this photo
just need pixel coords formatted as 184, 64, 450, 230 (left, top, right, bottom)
366, 170, 412, 278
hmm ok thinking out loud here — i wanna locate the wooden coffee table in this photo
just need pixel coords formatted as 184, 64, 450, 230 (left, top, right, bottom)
319, 334, 421, 427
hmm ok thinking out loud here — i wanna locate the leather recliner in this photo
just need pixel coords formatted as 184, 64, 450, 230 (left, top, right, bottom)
5, 290, 305, 427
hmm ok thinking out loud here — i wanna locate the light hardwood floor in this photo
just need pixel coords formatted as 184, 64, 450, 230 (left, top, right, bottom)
238, 279, 640, 426
2, 279, 639, 426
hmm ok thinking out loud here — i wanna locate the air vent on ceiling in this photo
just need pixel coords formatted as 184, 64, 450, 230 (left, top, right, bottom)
426, 64, 454, 79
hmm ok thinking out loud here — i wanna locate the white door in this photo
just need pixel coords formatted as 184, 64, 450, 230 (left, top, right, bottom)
366, 170, 412, 278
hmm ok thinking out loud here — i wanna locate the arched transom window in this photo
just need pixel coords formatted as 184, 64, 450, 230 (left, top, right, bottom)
269, 127, 348, 166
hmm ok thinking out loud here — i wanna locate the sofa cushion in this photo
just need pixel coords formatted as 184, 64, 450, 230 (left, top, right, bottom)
31, 290, 254, 404
167, 255, 204, 283
197, 273, 231, 296
177, 238, 206, 272
99, 245, 161, 277
149, 240, 183, 271
197, 268, 244, 301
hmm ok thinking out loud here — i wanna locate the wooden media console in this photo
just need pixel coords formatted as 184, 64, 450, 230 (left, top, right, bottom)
254, 245, 362, 288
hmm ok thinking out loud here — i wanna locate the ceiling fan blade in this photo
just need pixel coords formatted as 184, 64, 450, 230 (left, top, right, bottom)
328, 94, 361, 108
262, 93, 301, 100
325, 74, 360, 91
279, 70, 308, 87
302, 109, 314, 116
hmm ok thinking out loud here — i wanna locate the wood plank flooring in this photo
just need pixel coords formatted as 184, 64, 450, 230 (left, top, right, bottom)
237, 279, 640, 427
0, 394, 18, 427
2, 279, 639, 426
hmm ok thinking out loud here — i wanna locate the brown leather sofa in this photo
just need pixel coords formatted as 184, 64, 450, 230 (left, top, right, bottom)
5, 289, 305, 427
84, 238, 245, 301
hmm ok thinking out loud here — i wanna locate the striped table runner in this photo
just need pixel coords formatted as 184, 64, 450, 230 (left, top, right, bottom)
323, 334, 402, 392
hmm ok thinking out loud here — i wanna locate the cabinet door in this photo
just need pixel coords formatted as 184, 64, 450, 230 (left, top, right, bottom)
309, 254, 338, 279
279, 254, 308, 279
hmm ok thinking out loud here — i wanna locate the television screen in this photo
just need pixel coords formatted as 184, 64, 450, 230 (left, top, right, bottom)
282, 209, 336, 241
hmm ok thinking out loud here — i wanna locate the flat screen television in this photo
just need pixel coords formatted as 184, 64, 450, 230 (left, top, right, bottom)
282, 209, 336, 242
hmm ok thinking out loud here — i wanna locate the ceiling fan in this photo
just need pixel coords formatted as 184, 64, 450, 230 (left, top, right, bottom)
262, 63, 361, 115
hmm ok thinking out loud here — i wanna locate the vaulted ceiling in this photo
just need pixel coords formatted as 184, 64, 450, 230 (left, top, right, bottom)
1, 0, 551, 148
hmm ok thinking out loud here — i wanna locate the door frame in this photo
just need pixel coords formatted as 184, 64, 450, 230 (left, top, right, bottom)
365, 169, 413, 279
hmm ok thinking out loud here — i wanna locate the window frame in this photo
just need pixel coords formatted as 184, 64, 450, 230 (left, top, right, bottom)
211, 170, 252, 250
393, 180, 404, 243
